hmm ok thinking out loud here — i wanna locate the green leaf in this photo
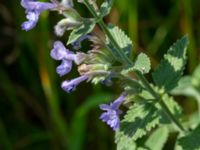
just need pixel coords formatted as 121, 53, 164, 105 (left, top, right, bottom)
119, 102, 160, 141
192, 64, 200, 90
115, 131, 137, 150
67, 19, 96, 45
159, 94, 182, 124
133, 53, 151, 74
175, 124, 200, 150
171, 76, 200, 99
152, 36, 189, 92
107, 24, 133, 59
121, 53, 151, 75
137, 148, 148, 150
145, 127, 169, 150
184, 112, 200, 130
115, 90, 181, 149
99, 0, 114, 17
138, 89, 182, 122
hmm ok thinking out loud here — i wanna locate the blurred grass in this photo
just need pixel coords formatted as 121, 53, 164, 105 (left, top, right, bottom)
0, 0, 200, 149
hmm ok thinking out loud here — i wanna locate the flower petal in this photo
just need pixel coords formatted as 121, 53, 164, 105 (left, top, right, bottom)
56, 60, 72, 76
99, 104, 111, 111
61, 75, 88, 93
21, 11, 39, 31
50, 41, 70, 60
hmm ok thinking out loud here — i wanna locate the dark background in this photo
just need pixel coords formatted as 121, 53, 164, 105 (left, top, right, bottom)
0, 0, 200, 149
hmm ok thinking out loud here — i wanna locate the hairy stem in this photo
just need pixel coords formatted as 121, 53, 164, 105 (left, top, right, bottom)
83, 0, 132, 64
83, 0, 185, 132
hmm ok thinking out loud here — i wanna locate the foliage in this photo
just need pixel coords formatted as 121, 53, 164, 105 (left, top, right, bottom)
99, 0, 115, 17
106, 24, 133, 58
118, 102, 159, 141
152, 36, 189, 92
175, 124, 200, 150
67, 19, 96, 44
1, 0, 200, 150
145, 127, 169, 150
133, 53, 151, 74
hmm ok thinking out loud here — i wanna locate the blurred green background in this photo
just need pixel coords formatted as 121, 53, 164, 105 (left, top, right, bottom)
0, 0, 200, 149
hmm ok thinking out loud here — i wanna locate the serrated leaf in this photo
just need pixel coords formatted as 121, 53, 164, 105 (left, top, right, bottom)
138, 88, 182, 121
134, 53, 151, 74
152, 36, 189, 92
138, 90, 182, 123
99, 0, 114, 17
120, 92, 181, 137
67, 19, 95, 45
175, 124, 200, 150
159, 94, 182, 124
121, 53, 151, 75
145, 127, 169, 150
119, 102, 160, 141
116, 90, 182, 148
115, 131, 137, 150
106, 24, 133, 59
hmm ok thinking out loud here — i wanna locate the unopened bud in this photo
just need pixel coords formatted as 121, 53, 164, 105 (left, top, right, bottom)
54, 18, 81, 36
78, 64, 90, 75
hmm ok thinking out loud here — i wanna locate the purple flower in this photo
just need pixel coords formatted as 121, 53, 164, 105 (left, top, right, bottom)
21, 0, 56, 31
50, 41, 70, 60
61, 75, 88, 93
51, 41, 86, 64
72, 35, 90, 50
99, 93, 127, 131
64, 52, 87, 65
50, 41, 87, 76
21, 11, 40, 31
56, 60, 72, 77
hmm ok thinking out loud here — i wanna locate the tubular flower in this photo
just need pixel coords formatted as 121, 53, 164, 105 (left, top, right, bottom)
21, 0, 56, 31
50, 41, 73, 76
51, 41, 86, 64
61, 75, 88, 93
50, 41, 86, 76
99, 93, 127, 131
50, 41, 70, 60
56, 60, 72, 77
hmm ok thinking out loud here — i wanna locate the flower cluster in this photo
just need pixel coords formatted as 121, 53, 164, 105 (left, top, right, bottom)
50, 40, 88, 93
21, 0, 129, 131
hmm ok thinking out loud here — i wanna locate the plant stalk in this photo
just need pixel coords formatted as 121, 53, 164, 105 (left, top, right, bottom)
83, 0, 132, 64
83, 0, 186, 133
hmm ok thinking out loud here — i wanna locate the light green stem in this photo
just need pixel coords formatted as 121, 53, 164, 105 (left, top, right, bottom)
83, 0, 186, 132
83, 0, 132, 64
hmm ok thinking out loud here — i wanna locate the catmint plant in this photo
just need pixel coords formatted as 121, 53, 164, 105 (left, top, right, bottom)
21, 0, 200, 149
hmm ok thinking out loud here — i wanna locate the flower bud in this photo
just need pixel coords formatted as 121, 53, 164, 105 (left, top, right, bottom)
54, 18, 82, 36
